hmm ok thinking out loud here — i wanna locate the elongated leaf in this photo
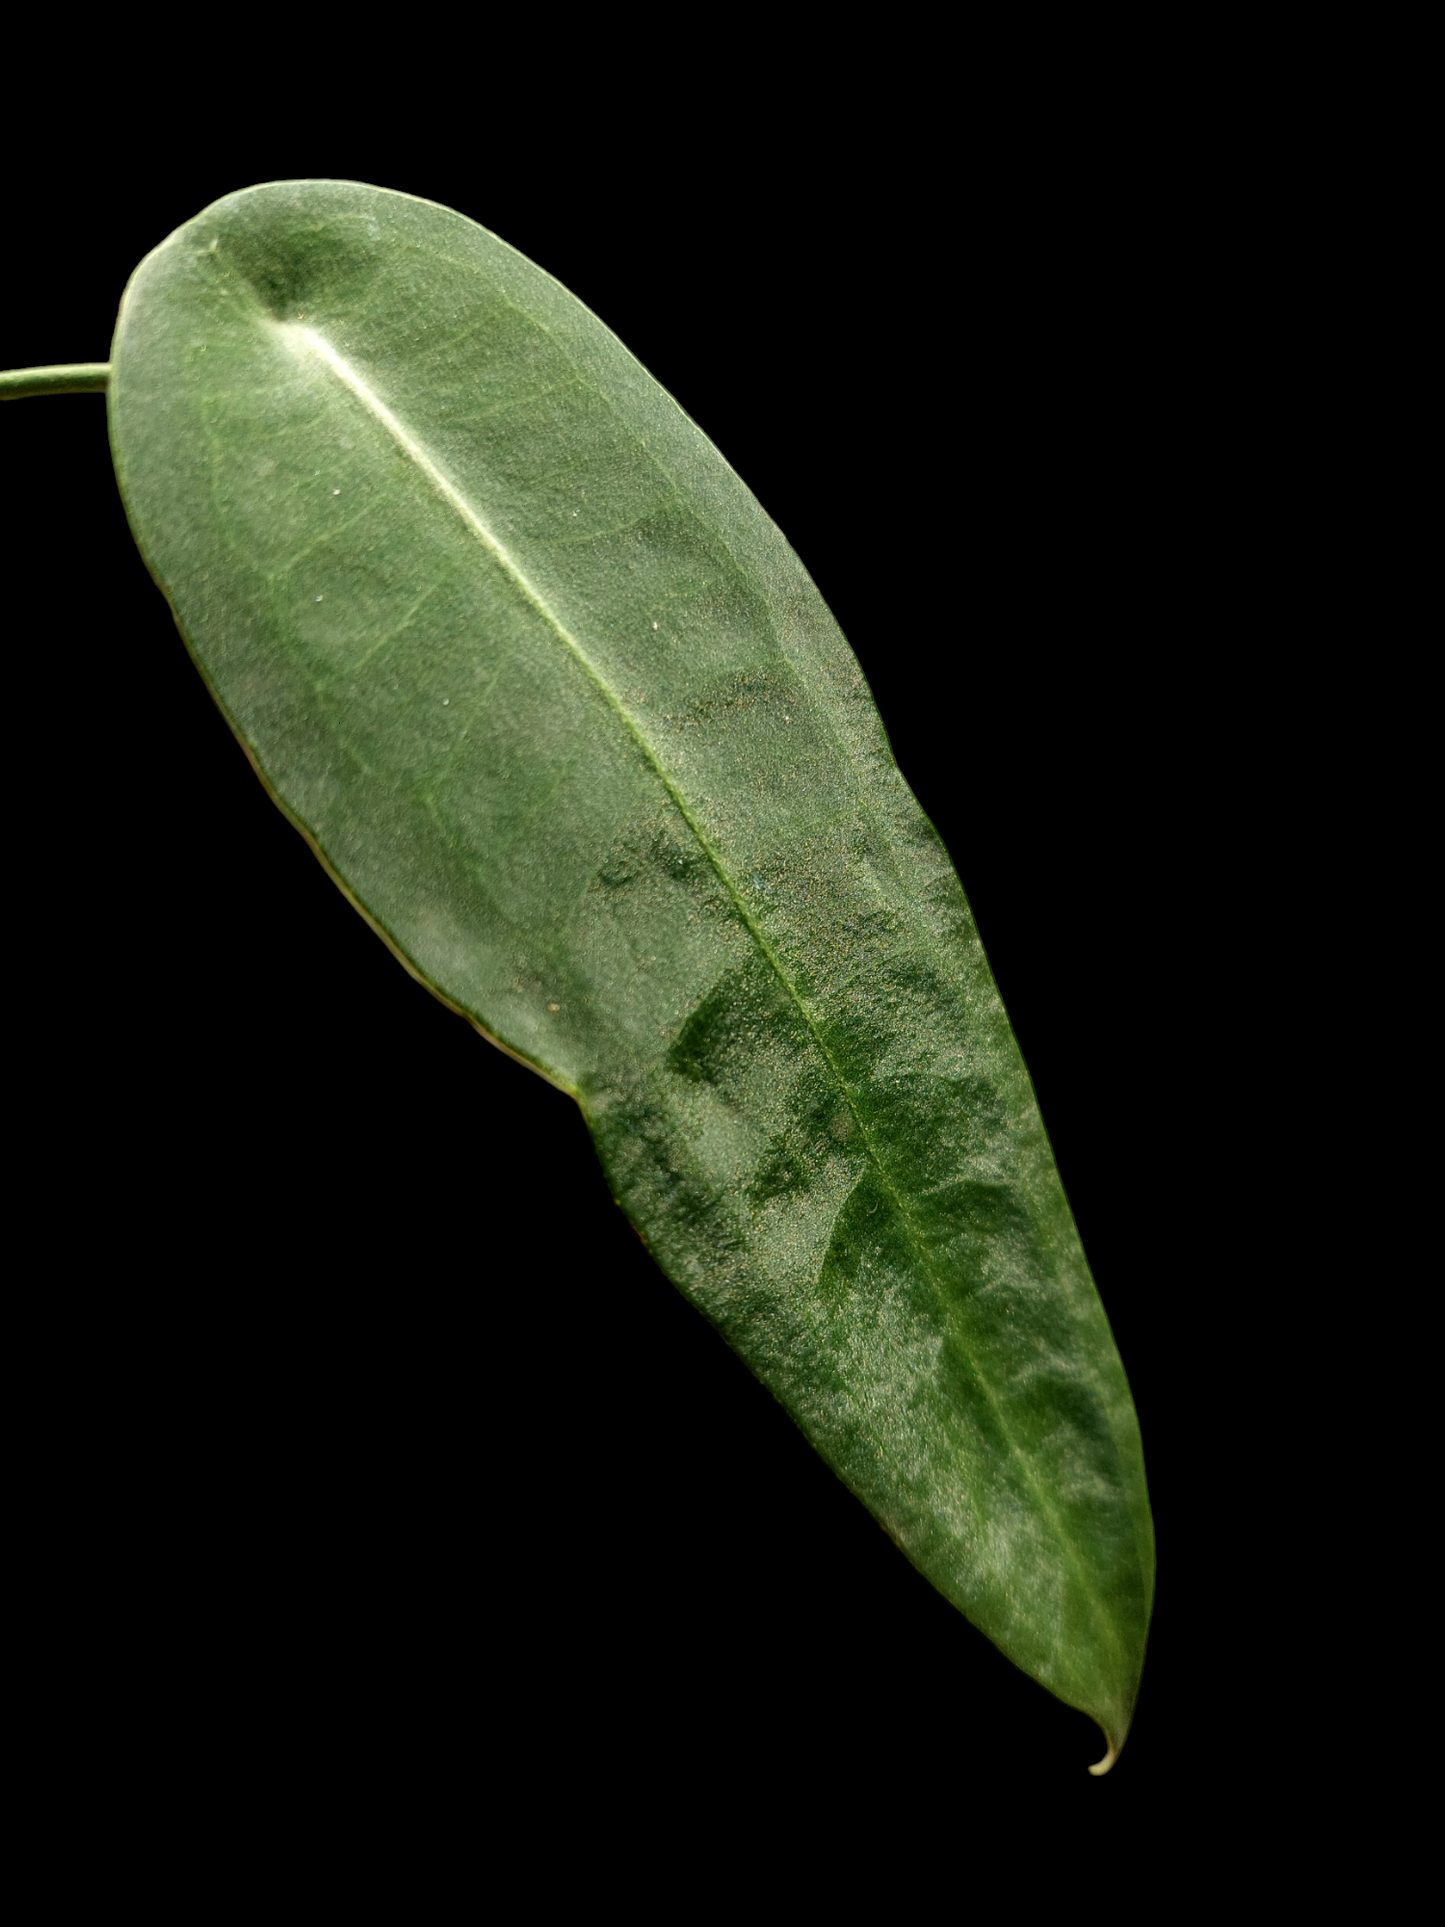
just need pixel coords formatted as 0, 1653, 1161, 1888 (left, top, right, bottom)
108, 181, 1153, 1764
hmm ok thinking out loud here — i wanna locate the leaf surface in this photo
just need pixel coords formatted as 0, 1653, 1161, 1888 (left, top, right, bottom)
108, 181, 1153, 1761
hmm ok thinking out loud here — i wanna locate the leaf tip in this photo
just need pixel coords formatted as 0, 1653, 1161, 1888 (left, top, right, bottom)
1087, 1737, 1119, 1777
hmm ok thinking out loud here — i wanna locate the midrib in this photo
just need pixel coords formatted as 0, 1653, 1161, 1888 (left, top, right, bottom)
292, 325, 1119, 1657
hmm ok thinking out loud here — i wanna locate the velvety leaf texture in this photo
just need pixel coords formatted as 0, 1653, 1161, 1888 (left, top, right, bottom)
108, 181, 1153, 1764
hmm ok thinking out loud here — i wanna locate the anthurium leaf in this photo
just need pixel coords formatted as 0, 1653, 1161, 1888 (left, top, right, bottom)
108, 181, 1153, 1765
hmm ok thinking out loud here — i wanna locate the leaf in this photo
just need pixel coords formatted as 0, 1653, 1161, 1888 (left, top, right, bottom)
108, 180, 1153, 1765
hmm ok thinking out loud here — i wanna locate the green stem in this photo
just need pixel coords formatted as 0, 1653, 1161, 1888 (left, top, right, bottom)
0, 363, 110, 400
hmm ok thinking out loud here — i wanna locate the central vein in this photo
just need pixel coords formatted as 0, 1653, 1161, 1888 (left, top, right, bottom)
290, 326, 1111, 1643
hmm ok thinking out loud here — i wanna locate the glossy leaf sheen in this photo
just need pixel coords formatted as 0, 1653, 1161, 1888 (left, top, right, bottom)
109, 182, 1153, 1761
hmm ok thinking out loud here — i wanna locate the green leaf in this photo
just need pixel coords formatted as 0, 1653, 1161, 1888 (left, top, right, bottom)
108, 180, 1153, 1766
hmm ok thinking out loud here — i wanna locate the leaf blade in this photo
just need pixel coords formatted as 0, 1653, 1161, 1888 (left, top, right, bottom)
109, 180, 1153, 1757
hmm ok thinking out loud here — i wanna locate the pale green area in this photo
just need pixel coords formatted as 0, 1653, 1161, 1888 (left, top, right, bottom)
106, 182, 1153, 1761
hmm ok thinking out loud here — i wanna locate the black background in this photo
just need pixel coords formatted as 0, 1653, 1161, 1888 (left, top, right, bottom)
0, 99, 1296, 1866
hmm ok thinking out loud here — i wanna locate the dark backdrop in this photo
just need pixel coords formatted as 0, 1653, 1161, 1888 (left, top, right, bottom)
2, 130, 1274, 1855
